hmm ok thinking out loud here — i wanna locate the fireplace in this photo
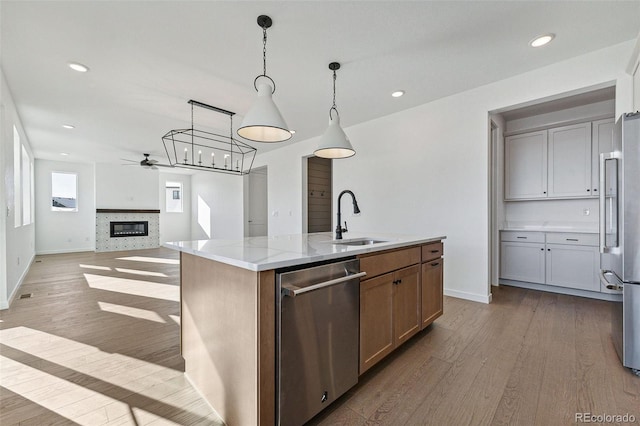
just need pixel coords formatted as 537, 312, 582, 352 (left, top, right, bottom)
110, 221, 149, 238
96, 209, 159, 252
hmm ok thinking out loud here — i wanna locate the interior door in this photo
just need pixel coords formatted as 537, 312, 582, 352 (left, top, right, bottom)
248, 167, 268, 237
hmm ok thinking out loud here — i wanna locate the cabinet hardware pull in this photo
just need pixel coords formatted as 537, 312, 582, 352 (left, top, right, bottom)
431, 249, 439, 253
594, 188, 598, 192
431, 262, 440, 266
516, 236, 527, 239
393, 280, 398, 285
540, 248, 544, 251
547, 249, 551, 251
543, 191, 546, 194
587, 189, 590, 192
566, 238, 578, 241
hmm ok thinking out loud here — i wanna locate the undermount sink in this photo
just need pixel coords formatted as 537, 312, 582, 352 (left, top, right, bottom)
332, 238, 388, 246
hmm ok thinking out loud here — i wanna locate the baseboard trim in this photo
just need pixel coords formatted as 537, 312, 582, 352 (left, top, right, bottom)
36, 248, 95, 255
500, 279, 622, 301
444, 288, 491, 304
1, 253, 36, 310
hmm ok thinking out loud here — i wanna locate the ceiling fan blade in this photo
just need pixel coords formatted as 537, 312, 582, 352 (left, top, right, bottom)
120, 158, 138, 163
148, 159, 158, 164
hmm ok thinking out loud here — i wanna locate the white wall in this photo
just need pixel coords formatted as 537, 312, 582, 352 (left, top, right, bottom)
95, 163, 159, 209
159, 172, 192, 243
253, 40, 635, 304
1, 68, 36, 309
35, 159, 96, 254
191, 171, 243, 240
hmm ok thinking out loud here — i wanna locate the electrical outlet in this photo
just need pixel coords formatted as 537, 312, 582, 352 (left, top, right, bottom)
583, 208, 591, 216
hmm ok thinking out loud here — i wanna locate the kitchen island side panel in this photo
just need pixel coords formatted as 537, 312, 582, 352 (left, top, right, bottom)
181, 252, 262, 425
258, 269, 276, 426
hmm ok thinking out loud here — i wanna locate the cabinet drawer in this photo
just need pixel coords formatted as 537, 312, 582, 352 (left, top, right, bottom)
422, 241, 443, 262
359, 246, 421, 279
545, 232, 598, 246
500, 231, 545, 243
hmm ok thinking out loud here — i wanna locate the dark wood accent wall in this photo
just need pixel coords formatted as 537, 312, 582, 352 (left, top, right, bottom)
307, 157, 332, 233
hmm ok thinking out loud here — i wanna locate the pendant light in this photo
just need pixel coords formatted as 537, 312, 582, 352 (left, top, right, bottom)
314, 62, 355, 159
237, 15, 292, 143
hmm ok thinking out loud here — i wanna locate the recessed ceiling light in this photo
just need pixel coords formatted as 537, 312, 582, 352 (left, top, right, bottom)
68, 62, 89, 72
391, 90, 405, 98
290, 130, 296, 134
62, 124, 75, 129
529, 33, 555, 48
60, 153, 69, 156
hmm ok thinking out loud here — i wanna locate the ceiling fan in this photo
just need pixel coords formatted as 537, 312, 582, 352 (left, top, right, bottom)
121, 153, 169, 170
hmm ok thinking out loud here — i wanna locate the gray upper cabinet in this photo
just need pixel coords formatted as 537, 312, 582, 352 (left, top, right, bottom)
547, 122, 592, 198
590, 118, 615, 194
504, 131, 548, 200
504, 120, 611, 201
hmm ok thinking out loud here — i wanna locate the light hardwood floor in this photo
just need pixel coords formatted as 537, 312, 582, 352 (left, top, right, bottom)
2, 249, 639, 425
0, 248, 223, 425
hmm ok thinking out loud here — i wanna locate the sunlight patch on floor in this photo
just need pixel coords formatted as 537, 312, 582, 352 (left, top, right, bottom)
168, 315, 180, 325
98, 301, 166, 323
116, 256, 179, 265
79, 264, 112, 271
84, 273, 179, 302
0, 327, 188, 424
115, 268, 168, 277
0, 353, 129, 424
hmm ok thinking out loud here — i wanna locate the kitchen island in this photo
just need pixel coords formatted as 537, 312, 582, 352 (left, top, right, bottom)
165, 232, 445, 426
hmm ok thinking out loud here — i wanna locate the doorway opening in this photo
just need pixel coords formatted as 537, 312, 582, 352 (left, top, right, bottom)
247, 166, 268, 237
306, 157, 332, 233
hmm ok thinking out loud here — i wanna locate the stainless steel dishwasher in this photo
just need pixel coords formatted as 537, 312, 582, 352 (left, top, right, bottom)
277, 258, 365, 426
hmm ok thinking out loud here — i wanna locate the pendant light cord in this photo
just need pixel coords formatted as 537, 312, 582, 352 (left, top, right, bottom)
330, 69, 339, 119
253, 23, 276, 93
262, 27, 267, 77
332, 69, 337, 109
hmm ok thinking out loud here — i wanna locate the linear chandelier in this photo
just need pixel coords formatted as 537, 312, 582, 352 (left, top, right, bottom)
162, 100, 257, 175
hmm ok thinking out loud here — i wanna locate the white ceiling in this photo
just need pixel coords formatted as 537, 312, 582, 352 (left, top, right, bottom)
2, 1, 639, 167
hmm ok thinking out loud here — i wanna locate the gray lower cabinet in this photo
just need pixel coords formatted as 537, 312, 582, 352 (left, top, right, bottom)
500, 231, 600, 292
545, 243, 599, 292
500, 241, 546, 284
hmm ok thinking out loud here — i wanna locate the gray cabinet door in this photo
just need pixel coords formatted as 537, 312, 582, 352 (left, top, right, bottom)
545, 244, 599, 291
504, 131, 548, 200
500, 241, 545, 283
547, 122, 592, 198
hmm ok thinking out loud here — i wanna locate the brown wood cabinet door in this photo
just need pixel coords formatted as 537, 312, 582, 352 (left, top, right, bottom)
393, 265, 421, 346
359, 272, 395, 374
421, 258, 444, 329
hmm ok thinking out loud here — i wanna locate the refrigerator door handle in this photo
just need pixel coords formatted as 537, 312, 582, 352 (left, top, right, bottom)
599, 152, 620, 253
600, 269, 623, 291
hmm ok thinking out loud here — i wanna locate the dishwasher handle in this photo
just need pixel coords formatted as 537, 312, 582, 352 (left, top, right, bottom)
282, 271, 367, 298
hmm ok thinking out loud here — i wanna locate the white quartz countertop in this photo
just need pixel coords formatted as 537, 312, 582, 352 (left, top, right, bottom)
164, 232, 446, 271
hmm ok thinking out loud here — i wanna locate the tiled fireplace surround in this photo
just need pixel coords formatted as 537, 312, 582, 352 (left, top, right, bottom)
96, 209, 160, 252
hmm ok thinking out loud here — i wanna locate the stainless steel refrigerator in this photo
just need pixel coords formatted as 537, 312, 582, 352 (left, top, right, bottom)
600, 111, 640, 375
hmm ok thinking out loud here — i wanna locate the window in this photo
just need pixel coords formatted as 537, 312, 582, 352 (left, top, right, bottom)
12, 126, 35, 225
165, 181, 183, 213
51, 172, 78, 212
13, 126, 21, 227
21, 145, 31, 225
